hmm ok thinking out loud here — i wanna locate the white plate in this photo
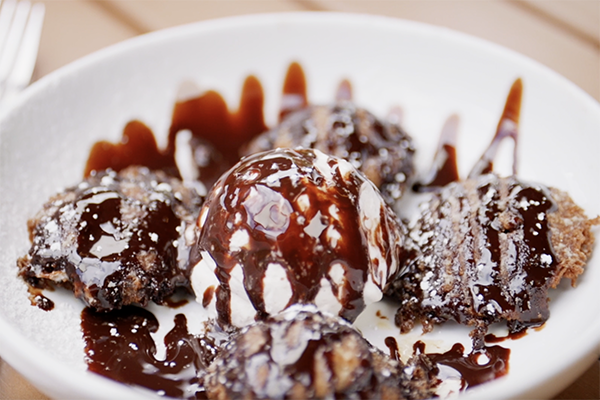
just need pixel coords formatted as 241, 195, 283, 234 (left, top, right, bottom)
1, 12, 599, 400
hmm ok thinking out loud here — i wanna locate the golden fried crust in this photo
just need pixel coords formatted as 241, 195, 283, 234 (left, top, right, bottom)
548, 188, 600, 287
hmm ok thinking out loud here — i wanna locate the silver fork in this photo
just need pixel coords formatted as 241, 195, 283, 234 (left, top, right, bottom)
0, 0, 44, 109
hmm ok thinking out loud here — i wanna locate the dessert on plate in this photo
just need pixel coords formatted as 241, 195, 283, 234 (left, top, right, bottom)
13, 65, 598, 399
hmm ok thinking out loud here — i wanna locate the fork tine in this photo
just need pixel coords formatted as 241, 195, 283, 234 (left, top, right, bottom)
9, 2, 44, 88
0, 0, 30, 83
0, 1, 44, 109
0, 0, 18, 55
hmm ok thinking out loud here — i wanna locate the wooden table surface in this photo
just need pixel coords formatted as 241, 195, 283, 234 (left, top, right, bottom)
1, 1, 599, 399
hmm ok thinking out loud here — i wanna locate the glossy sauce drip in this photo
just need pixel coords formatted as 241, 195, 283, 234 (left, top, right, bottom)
415, 79, 523, 191
202, 286, 215, 308
167, 76, 267, 188
506, 184, 557, 332
414, 340, 510, 390
84, 64, 313, 189
81, 307, 216, 399
384, 336, 400, 361
279, 61, 308, 121
468, 79, 522, 178
34, 294, 54, 311
85, 120, 179, 178
414, 114, 460, 192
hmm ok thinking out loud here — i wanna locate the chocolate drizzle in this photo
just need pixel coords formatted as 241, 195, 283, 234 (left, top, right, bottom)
85, 75, 268, 189
413, 340, 510, 390
413, 114, 460, 192
415, 79, 523, 191
85, 121, 180, 179
383, 337, 510, 391
469, 79, 522, 179
81, 306, 217, 399
85, 66, 291, 189
279, 61, 308, 121
385, 336, 400, 361
168, 76, 267, 188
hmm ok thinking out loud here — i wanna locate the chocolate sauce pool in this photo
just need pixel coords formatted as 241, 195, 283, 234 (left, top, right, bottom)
413, 340, 510, 390
81, 307, 216, 399
85, 63, 307, 188
385, 336, 510, 390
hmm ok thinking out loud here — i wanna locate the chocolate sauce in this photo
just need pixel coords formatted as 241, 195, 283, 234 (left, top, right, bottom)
376, 310, 389, 320
85, 78, 268, 188
469, 79, 522, 178
279, 61, 308, 121
167, 76, 267, 188
414, 114, 460, 192
201, 286, 215, 308
35, 294, 54, 311
85, 120, 179, 178
81, 306, 217, 399
385, 336, 400, 361
414, 340, 510, 390
85, 64, 316, 190
415, 79, 522, 192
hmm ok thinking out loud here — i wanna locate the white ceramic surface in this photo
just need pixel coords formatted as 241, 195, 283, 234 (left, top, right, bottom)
0, 12, 599, 400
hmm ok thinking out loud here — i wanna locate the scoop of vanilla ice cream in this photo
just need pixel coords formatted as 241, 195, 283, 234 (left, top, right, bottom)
190, 148, 407, 329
